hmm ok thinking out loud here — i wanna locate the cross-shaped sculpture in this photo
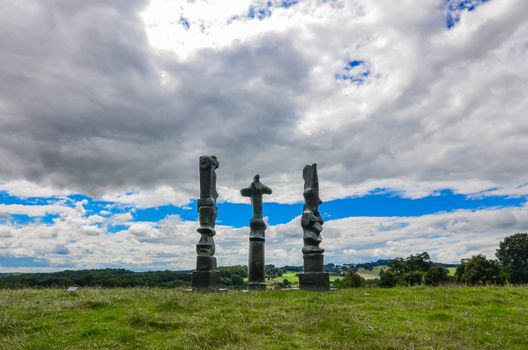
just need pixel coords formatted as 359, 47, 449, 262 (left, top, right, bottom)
241, 174, 272, 290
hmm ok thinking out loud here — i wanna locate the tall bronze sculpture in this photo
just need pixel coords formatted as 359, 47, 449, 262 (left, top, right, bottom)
241, 175, 272, 290
299, 163, 330, 290
192, 156, 220, 291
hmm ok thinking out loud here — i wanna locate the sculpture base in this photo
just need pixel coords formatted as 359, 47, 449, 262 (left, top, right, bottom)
248, 282, 266, 291
192, 256, 219, 291
196, 256, 217, 270
299, 272, 330, 291
192, 270, 219, 291
303, 253, 324, 273
249, 239, 265, 290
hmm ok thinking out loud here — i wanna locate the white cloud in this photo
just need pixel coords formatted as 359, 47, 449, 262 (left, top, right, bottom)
1, 200, 527, 271
140, 0, 323, 59
111, 212, 133, 224
102, 185, 191, 208
0, 203, 73, 217
0, 180, 73, 199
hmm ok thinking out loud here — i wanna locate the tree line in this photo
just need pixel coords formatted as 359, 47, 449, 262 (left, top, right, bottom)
0, 269, 192, 289
340, 233, 528, 288
0, 265, 282, 289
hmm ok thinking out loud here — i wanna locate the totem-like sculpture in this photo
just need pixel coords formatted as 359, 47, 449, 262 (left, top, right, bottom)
299, 163, 330, 290
241, 175, 272, 290
192, 156, 220, 291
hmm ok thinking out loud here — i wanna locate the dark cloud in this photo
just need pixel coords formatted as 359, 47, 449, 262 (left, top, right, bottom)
0, 0, 527, 204
0, 1, 314, 200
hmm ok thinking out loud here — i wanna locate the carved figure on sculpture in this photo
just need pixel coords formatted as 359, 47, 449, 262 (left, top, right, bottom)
196, 155, 219, 257
192, 155, 220, 291
299, 163, 330, 290
241, 174, 272, 239
302, 163, 324, 255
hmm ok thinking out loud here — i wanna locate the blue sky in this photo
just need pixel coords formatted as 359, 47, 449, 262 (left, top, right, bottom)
445, 0, 491, 28
2, 188, 526, 229
1, 0, 527, 271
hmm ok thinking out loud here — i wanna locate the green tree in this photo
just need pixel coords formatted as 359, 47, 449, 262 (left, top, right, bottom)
406, 252, 434, 272
496, 233, 528, 284
382, 252, 434, 287
342, 269, 364, 288
104, 277, 121, 288
379, 270, 397, 287
230, 275, 244, 287
402, 271, 423, 286
424, 265, 449, 286
388, 258, 407, 274
455, 255, 505, 285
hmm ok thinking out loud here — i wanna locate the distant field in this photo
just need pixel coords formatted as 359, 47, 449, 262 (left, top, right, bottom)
1, 286, 527, 349
355, 266, 457, 280
356, 265, 386, 280
278, 271, 342, 283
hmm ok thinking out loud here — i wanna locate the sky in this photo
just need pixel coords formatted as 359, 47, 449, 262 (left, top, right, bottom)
0, 0, 527, 272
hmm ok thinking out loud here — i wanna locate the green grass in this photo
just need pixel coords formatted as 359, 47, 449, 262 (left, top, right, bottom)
274, 271, 299, 283
244, 272, 342, 284
448, 267, 457, 276
1, 286, 528, 349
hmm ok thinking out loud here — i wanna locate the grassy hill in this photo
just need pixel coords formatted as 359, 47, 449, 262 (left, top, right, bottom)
356, 265, 386, 280
1, 286, 527, 349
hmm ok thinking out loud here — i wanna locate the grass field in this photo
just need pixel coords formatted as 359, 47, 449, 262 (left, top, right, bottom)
1, 286, 527, 349
244, 272, 342, 284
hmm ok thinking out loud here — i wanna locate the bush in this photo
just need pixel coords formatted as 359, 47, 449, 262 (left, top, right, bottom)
424, 265, 449, 286
379, 270, 397, 288
401, 271, 424, 286
342, 270, 364, 288
455, 255, 505, 285
230, 275, 244, 287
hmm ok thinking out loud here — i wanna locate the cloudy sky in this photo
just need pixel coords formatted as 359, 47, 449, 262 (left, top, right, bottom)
1, 0, 527, 271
